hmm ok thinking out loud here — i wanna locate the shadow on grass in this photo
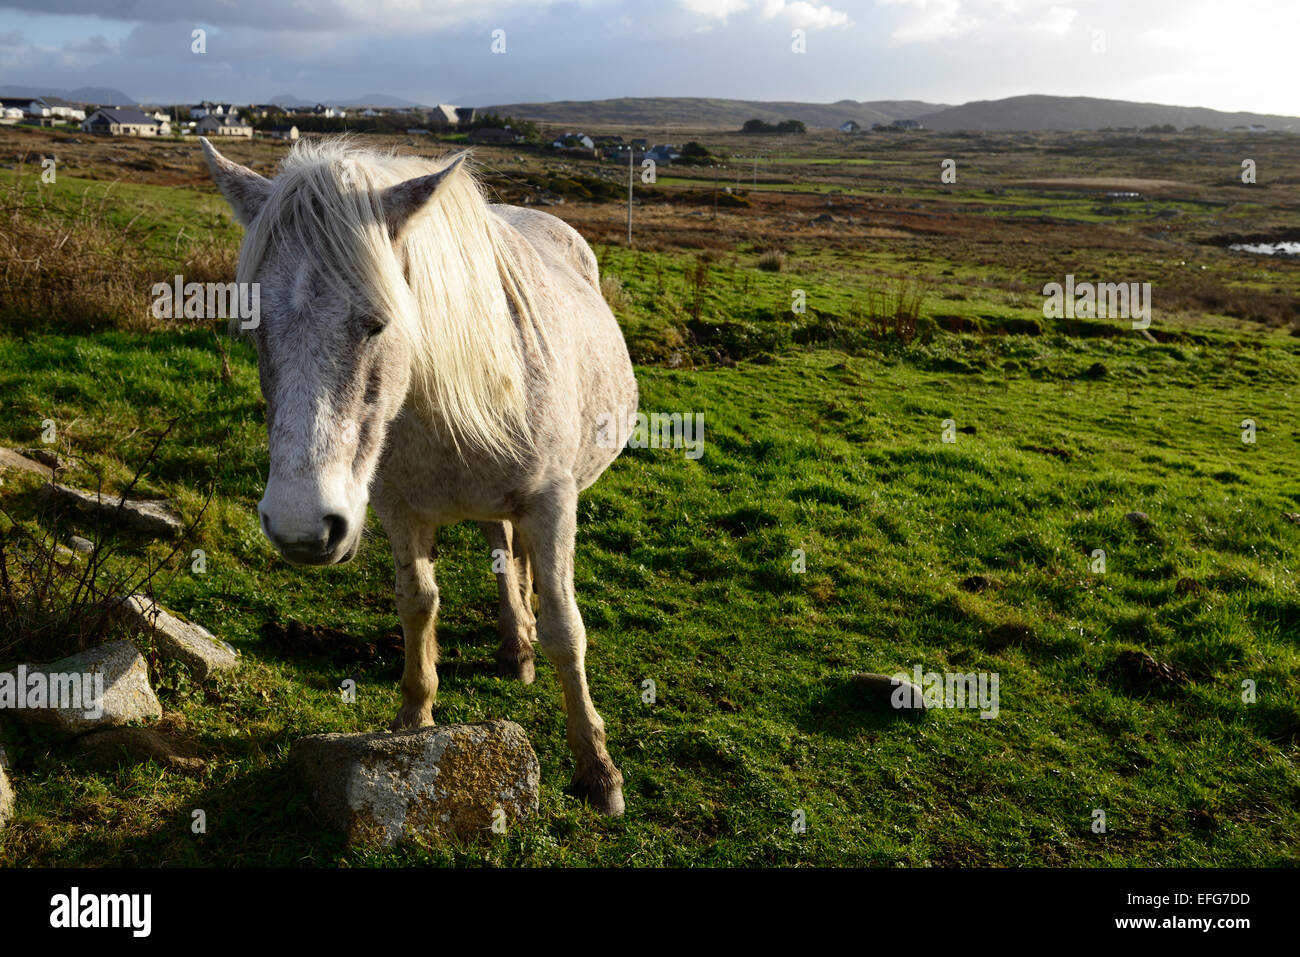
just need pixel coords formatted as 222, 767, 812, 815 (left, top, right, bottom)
34, 739, 347, 866
795, 673, 928, 740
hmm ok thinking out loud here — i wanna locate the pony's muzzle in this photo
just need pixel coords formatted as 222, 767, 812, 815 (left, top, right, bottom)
258, 479, 362, 565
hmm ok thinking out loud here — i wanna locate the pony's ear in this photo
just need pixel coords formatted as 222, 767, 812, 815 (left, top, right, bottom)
200, 136, 272, 225
380, 151, 470, 240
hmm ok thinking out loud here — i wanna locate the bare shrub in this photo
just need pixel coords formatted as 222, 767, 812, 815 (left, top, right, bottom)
600, 273, 629, 311
685, 257, 711, 323
0, 421, 214, 664
757, 249, 786, 273
853, 277, 927, 343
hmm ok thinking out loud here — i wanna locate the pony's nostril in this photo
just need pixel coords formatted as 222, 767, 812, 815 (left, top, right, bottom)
324, 513, 349, 551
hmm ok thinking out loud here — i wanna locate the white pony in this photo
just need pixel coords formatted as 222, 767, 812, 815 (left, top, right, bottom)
202, 136, 637, 815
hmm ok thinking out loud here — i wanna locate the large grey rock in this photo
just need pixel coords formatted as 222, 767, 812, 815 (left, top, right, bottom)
104, 594, 238, 680
0, 640, 161, 735
0, 747, 13, 830
41, 483, 184, 539
291, 721, 540, 846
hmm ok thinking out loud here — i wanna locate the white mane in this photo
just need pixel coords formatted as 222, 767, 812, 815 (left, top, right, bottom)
236, 137, 543, 459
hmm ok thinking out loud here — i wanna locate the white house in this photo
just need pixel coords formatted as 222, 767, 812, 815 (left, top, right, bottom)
192, 101, 238, 119
196, 114, 253, 137
33, 97, 85, 122
81, 108, 170, 136
428, 104, 460, 129
552, 132, 595, 150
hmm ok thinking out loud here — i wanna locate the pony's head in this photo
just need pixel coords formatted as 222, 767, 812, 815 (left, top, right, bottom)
202, 137, 531, 566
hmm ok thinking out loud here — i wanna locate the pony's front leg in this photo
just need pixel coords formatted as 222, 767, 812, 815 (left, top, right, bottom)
390, 524, 440, 730
518, 480, 624, 815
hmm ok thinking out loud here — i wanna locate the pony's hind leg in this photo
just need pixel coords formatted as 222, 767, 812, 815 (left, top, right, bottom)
517, 481, 624, 816
390, 522, 440, 730
478, 520, 537, 683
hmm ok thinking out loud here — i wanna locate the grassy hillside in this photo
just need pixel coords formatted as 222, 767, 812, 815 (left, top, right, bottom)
478, 94, 1300, 133
0, 127, 1296, 866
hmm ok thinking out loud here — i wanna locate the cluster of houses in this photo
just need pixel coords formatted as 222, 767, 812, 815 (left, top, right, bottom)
544, 132, 685, 165
0, 95, 484, 139
0, 96, 87, 124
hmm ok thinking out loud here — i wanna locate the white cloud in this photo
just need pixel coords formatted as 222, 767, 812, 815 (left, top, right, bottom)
1031, 5, 1076, 34
679, 0, 751, 20
881, 0, 980, 43
761, 0, 851, 29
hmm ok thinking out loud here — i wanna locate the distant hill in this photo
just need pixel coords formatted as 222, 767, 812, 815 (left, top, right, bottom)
266, 93, 426, 109
344, 94, 425, 109
473, 93, 1300, 133
917, 95, 1300, 132
0, 84, 134, 105
474, 96, 948, 129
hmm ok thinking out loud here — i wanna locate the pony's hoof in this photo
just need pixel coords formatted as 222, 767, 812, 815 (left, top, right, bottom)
573, 768, 626, 816
495, 651, 536, 684
390, 706, 435, 731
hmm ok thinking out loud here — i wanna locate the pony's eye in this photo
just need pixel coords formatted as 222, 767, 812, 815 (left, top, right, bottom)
366, 322, 385, 339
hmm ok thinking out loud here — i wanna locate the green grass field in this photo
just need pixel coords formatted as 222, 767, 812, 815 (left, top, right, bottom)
0, 132, 1297, 866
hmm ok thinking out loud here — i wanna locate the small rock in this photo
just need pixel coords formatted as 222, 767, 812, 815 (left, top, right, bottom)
1125, 511, 1150, 527
68, 535, 95, 553
851, 672, 926, 712
105, 594, 238, 680
71, 726, 205, 774
41, 483, 185, 539
0, 640, 162, 735
812, 212, 835, 223
291, 721, 541, 846
1283, 512, 1300, 525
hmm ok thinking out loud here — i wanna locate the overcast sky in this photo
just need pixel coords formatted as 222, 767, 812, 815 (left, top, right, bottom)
0, 0, 1294, 115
